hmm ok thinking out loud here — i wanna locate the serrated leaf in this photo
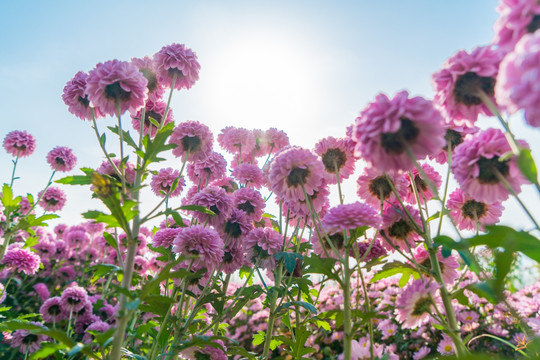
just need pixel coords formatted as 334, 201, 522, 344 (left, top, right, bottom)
252, 331, 265, 346
315, 319, 331, 331
55, 175, 93, 185
274, 252, 303, 274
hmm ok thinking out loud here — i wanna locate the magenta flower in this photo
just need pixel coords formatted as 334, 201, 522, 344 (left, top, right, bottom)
496, 32, 540, 127
404, 163, 442, 204
282, 182, 330, 220
379, 204, 422, 251
3, 130, 36, 157
40, 296, 66, 323
1, 247, 41, 275
245, 227, 283, 269
232, 187, 266, 221
231, 163, 264, 188
352, 91, 445, 172
432, 46, 503, 127
10, 322, 48, 354
150, 167, 184, 198
314, 136, 356, 184
451, 128, 529, 202
60, 285, 89, 312
189, 186, 232, 227
447, 188, 504, 231
62, 71, 102, 120
186, 152, 228, 187
169, 120, 214, 161
395, 279, 440, 329
268, 146, 326, 204
83, 320, 111, 344
47, 146, 77, 172
413, 246, 460, 284
219, 208, 253, 245
153, 43, 200, 90
131, 99, 174, 137
221, 242, 245, 275
131, 56, 165, 101
210, 177, 238, 194
355, 239, 387, 262
311, 230, 345, 259
38, 187, 67, 212
85, 59, 148, 117
97, 159, 136, 185
64, 228, 90, 249
429, 124, 478, 164
322, 202, 382, 234
218, 126, 256, 155
494, 0, 540, 53
33, 283, 50, 301
172, 225, 224, 272
356, 166, 408, 208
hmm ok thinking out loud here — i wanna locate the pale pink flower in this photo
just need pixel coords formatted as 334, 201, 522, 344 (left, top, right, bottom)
186, 152, 227, 187
494, 0, 540, 53
437, 334, 455, 356
447, 188, 504, 231
3, 130, 36, 157
379, 204, 422, 252
169, 120, 214, 161
232, 187, 265, 221
395, 279, 440, 329
131, 99, 174, 137
131, 56, 165, 101
172, 225, 224, 272
356, 166, 408, 208
413, 246, 460, 284
231, 163, 264, 188
1, 247, 41, 275
153, 43, 200, 91
62, 71, 102, 120
245, 227, 283, 269
404, 163, 442, 204
218, 126, 256, 155
38, 187, 67, 212
322, 202, 381, 234
150, 167, 184, 198
314, 136, 356, 184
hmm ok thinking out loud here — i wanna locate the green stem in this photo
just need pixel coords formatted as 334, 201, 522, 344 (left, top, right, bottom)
342, 246, 352, 360
261, 265, 283, 359
9, 151, 20, 188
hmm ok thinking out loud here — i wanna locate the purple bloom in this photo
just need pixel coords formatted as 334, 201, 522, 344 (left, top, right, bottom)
447, 188, 504, 231
322, 202, 382, 234
33, 283, 50, 301
62, 71, 102, 120
60, 285, 89, 312
3, 130, 36, 157
153, 43, 200, 90
245, 227, 283, 269
379, 204, 422, 252
232, 187, 266, 221
1, 247, 41, 275
38, 187, 67, 212
40, 296, 66, 323
356, 166, 408, 208
131, 99, 174, 137
86, 59, 148, 117
231, 163, 264, 189
169, 120, 214, 161
404, 163, 442, 205
493, 0, 540, 53
152, 227, 182, 248
186, 152, 228, 187
221, 241, 245, 275
314, 136, 356, 184
218, 126, 256, 155
131, 56, 165, 101
46, 146, 77, 172
190, 185, 232, 227
172, 225, 224, 272
83, 320, 111, 344
10, 322, 48, 354
150, 167, 184, 198
97, 159, 136, 185
219, 208, 253, 245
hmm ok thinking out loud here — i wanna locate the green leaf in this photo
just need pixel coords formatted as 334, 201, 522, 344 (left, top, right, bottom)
179, 205, 216, 215
103, 232, 118, 248
55, 175, 92, 185
227, 346, 258, 360
466, 281, 500, 304
1, 184, 16, 207
27, 214, 59, 227
518, 148, 538, 184
252, 331, 265, 346
427, 208, 449, 222
315, 319, 331, 331
470, 225, 540, 263
83, 210, 121, 228
29, 343, 66, 360
274, 252, 303, 274
23, 236, 39, 249
126, 298, 140, 310
278, 301, 318, 314
370, 261, 421, 287
304, 254, 340, 283
88, 264, 122, 284
107, 125, 139, 150
99, 133, 106, 147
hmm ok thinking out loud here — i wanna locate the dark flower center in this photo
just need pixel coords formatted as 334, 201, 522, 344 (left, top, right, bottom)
368, 176, 392, 201
48, 304, 62, 316
46, 198, 60, 205
168, 68, 185, 79
209, 205, 220, 215
411, 296, 432, 315
78, 95, 90, 108
22, 334, 39, 345
322, 148, 347, 173
324, 232, 345, 250
419, 257, 445, 274
411, 174, 427, 192
453, 72, 495, 106
254, 244, 270, 259
238, 201, 255, 215
225, 221, 242, 238
194, 351, 211, 360
56, 157, 66, 166
380, 118, 420, 155
181, 136, 202, 153
527, 14, 540, 33
140, 68, 158, 92
144, 110, 163, 127
67, 297, 81, 306
388, 219, 413, 240
104, 82, 131, 102
287, 167, 309, 187
223, 251, 233, 264
477, 156, 509, 184
462, 199, 487, 219
14, 144, 27, 150
442, 129, 464, 152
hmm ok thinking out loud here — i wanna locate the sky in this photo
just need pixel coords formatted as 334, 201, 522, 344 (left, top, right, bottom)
1, 0, 538, 235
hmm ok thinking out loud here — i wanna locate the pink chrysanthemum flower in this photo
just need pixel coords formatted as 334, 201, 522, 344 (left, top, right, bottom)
172, 225, 224, 272
60, 285, 89, 312
231, 163, 264, 188
262, 128, 290, 155
404, 163, 442, 204
395, 279, 440, 329
54, 224, 68, 238
379, 204, 422, 252
217, 126, 257, 155
210, 177, 238, 194
268, 146, 326, 204
150, 167, 184, 198
1, 247, 41, 275
40, 296, 66, 323
282, 182, 330, 220
62, 71, 102, 120
451, 128, 529, 202
131, 56, 165, 101
322, 202, 382, 234
3, 130, 36, 157
314, 136, 356, 184
10, 322, 48, 354
352, 91, 445, 172
33, 283, 50, 301
494, 0, 540, 53
187, 152, 228, 187
38, 187, 67, 212
447, 188, 504, 231
65, 228, 90, 249
190, 186, 232, 227
131, 99, 174, 137
311, 227, 346, 259
134, 255, 150, 274
83, 320, 111, 344
46, 146, 77, 172
86, 59, 148, 117
413, 246, 460, 284
356, 167, 408, 208
97, 159, 136, 185
496, 32, 540, 127
377, 319, 398, 340
169, 120, 214, 161
437, 334, 456, 356
221, 242, 245, 275
429, 124, 478, 164
232, 187, 265, 221
245, 227, 283, 269
355, 239, 387, 262
153, 43, 200, 91
219, 209, 253, 246
432, 46, 503, 127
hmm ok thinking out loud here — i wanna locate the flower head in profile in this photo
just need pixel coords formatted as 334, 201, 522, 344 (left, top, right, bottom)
131, 56, 165, 101
62, 71, 103, 120
395, 279, 440, 329
169, 120, 214, 161
60, 285, 89, 312
314, 136, 356, 184
150, 167, 184, 198
186, 152, 228, 187
437, 334, 455, 356
3, 130, 36, 157
47, 146, 77, 172
172, 225, 224, 272
232, 187, 266, 221
496, 32, 540, 127
152, 227, 182, 248
40, 296, 66, 323
432, 45, 503, 127
413, 246, 460, 284
493, 0, 540, 53
322, 202, 382, 234
131, 99, 174, 137
86, 59, 148, 116
38, 187, 67, 212
262, 128, 290, 155
10, 322, 48, 354
429, 124, 478, 164
218, 126, 256, 155
153, 43, 200, 90
1, 247, 41, 275
352, 91, 445, 172
97, 159, 137, 185
447, 188, 504, 231
231, 163, 264, 188
451, 128, 529, 202
190, 185, 232, 227
379, 204, 422, 251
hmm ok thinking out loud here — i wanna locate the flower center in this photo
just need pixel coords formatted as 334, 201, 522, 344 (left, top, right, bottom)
388, 219, 413, 240
144, 110, 163, 127
477, 156, 509, 184
380, 117, 420, 155
322, 148, 347, 173
462, 199, 487, 219
181, 136, 202, 153
411, 296, 432, 315
194, 351, 211, 360
104, 82, 132, 102
78, 95, 90, 108
223, 251, 234, 264
67, 297, 81, 306
22, 334, 39, 345
411, 174, 427, 192
442, 129, 464, 152
254, 244, 270, 259
224, 221, 242, 238
238, 201, 255, 215
48, 304, 62, 316
453, 72, 495, 106
56, 157, 66, 166
368, 176, 392, 200
140, 68, 158, 93
168, 68, 185, 79
286, 167, 309, 187
46, 198, 60, 205
324, 232, 344, 250
209, 205, 220, 215
527, 14, 540, 33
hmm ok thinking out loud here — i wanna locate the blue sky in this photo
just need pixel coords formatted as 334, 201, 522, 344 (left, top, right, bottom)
1, 0, 537, 232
